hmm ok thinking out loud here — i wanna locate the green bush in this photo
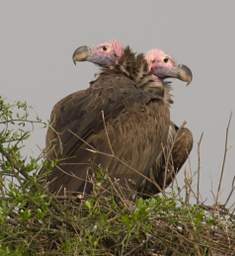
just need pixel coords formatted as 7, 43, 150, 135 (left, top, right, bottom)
0, 96, 234, 255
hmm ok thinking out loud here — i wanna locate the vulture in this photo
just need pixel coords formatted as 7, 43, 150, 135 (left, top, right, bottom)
141, 49, 193, 195
45, 40, 192, 198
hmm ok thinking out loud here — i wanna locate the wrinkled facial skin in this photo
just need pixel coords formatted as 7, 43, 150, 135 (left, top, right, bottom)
73, 40, 124, 67
89, 41, 123, 66
145, 49, 193, 84
145, 49, 176, 76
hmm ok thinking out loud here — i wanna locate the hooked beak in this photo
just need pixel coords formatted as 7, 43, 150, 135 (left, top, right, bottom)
177, 64, 193, 85
155, 64, 193, 85
72, 45, 91, 65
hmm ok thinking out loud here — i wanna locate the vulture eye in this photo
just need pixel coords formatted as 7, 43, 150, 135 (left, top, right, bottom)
151, 59, 155, 64
102, 46, 108, 51
163, 57, 169, 63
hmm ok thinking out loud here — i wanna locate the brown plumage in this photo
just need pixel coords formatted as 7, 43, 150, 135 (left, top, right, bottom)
45, 48, 170, 197
140, 48, 193, 196
142, 83, 193, 196
141, 122, 193, 196
135, 82, 193, 196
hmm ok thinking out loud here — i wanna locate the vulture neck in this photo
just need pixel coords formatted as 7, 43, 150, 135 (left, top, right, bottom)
136, 74, 173, 105
90, 47, 173, 104
118, 48, 174, 105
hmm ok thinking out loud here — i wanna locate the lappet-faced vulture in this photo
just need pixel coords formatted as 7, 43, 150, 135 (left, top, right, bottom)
45, 41, 192, 198
141, 49, 193, 196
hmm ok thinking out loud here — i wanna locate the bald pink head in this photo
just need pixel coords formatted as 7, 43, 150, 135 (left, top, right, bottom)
145, 49, 176, 74
87, 40, 124, 66
145, 49, 193, 84
73, 40, 124, 67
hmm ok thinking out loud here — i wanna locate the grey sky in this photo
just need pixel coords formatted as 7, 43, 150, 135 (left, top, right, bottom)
0, 1, 234, 204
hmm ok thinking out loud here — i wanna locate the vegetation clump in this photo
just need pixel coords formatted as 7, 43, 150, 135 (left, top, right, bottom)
0, 97, 234, 255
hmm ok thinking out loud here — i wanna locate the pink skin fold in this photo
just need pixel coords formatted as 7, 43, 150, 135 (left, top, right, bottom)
145, 49, 176, 73
72, 41, 192, 84
73, 40, 173, 72
72, 40, 124, 66
144, 48, 176, 84
91, 40, 124, 63
145, 48, 192, 84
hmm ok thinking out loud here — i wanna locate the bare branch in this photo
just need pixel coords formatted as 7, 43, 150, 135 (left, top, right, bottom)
196, 132, 204, 204
0, 119, 46, 125
101, 110, 115, 155
163, 121, 187, 190
224, 175, 235, 207
215, 112, 232, 206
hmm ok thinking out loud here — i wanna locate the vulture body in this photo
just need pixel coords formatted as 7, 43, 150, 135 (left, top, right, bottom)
141, 122, 193, 196
139, 49, 193, 196
46, 48, 170, 197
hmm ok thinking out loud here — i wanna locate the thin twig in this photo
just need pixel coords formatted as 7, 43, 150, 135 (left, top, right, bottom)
68, 129, 96, 151
196, 132, 204, 204
101, 110, 114, 155
0, 119, 46, 125
224, 175, 235, 207
184, 168, 192, 204
107, 176, 128, 208
163, 121, 186, 190
0, 147, 28, 181
215, 113, 232, 206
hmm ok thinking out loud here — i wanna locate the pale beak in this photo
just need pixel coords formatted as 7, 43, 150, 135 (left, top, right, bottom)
177, 64, 193, 85
72, 46, 91, 65
155, 64, 193, 85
